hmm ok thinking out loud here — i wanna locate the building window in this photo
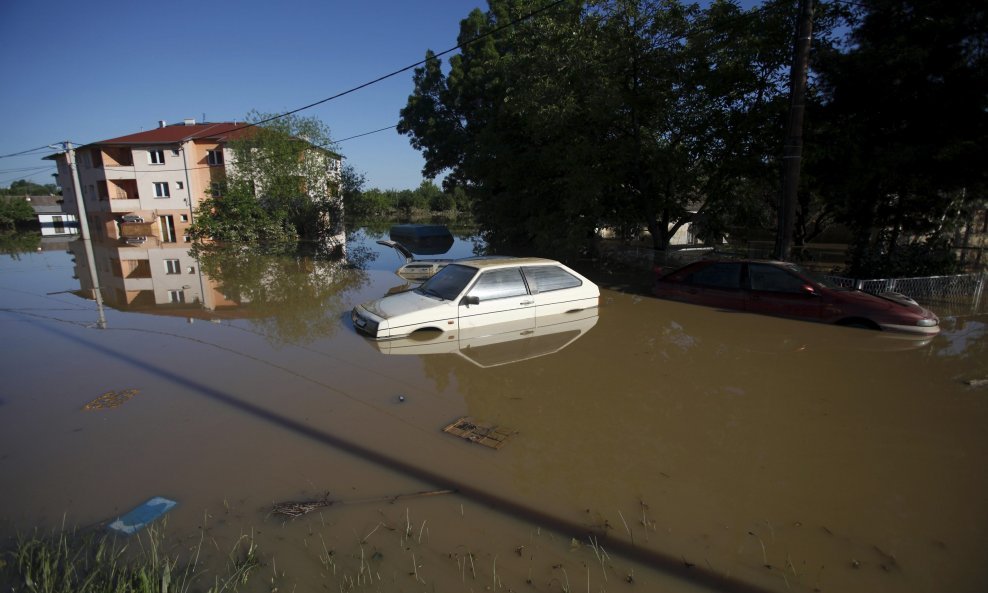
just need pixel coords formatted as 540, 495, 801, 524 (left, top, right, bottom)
165, 259, 181, 275
168, 290, 186, 304
207, 150, 224, 166
176, 181, 184, 190
148, 150, 165, 165
153, 182, 170, 198
180, 214, 188, 222
211, 182, 222, 197
161, 215, 177, 243
171, 149, 180, 157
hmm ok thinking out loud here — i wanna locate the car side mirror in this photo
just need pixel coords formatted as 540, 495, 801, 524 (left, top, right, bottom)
460, 295, 480, 306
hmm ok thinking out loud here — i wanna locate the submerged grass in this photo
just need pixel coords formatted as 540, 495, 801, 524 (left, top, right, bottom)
3, 520, 259, 593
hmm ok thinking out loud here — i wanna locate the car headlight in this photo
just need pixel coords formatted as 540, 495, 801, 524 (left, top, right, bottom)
916, 318, 938, 327
351, 308, 380, 336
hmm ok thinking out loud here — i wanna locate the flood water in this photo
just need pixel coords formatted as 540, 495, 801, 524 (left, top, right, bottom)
1, 228, 987, 593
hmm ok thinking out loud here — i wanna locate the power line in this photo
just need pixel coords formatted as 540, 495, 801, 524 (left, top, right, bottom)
336, 125, 399, 143
0, 145, 58, 160
2, 1, 567, 161
0, 165, 53, 175
65, 0, 569, 153
0, 167, 55, 186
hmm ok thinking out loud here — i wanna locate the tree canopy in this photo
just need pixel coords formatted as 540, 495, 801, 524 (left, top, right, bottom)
0, 197, 36, 229
190, 112, 342, 246
399, 0, 841, 256
810, 0, 988, 275
0, 179, 58, 196
398, 0, 985, 273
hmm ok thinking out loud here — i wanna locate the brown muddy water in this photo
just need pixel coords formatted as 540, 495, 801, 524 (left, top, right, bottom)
1, 229, 987, 593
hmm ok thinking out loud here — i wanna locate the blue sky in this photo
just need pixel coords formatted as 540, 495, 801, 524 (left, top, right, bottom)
1, 0, 764, 192
0, 0, 488, 190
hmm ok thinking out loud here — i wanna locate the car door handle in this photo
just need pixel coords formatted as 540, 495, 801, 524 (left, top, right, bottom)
520, 300, 534, 306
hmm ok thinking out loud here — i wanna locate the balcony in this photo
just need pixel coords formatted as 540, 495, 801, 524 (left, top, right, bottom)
100, 147, 133, 167
117, 259, 152, 279
109, 199, 142, 213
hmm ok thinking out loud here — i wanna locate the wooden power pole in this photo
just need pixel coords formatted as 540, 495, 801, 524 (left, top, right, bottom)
774, 0, 814, 261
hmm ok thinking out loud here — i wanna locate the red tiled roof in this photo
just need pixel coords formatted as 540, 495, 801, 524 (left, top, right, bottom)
95, 122, 257, 145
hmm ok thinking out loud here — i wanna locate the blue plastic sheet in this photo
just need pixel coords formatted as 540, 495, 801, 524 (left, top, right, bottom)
107, 496, 177, 535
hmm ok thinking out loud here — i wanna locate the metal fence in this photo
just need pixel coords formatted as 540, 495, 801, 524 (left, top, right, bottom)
823, 272, 986, 306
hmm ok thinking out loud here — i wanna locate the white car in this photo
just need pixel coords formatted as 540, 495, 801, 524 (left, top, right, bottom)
352, 257, 600, 340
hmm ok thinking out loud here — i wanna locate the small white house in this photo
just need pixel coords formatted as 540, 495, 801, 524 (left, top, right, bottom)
24, 195, 79, 236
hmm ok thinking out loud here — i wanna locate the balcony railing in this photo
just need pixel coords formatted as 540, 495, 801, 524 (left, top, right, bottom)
108, 199, 141, 212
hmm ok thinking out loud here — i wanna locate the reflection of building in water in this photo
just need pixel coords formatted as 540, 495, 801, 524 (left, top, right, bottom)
68, 238, 242, 317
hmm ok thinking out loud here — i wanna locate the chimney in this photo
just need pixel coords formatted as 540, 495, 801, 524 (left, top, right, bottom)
158, 120, 167, 128
183, 118, 196, 126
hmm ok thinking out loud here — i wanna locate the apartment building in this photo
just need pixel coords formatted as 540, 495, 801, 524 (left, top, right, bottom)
45, 119, 342, 246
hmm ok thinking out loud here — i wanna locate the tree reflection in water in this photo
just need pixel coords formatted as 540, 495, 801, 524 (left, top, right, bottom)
192, 237, 372, 346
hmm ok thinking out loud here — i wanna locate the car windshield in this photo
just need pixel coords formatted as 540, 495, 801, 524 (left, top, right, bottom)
416, 264, 477, 300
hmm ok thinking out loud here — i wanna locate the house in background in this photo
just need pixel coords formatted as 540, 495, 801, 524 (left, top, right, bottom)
44, 119, 342, 247
22, 195, 79, 237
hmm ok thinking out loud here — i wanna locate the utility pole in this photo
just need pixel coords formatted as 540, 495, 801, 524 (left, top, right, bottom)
774, 0, 814, 261
65, 141, 106, 328
65, 142, 91, 242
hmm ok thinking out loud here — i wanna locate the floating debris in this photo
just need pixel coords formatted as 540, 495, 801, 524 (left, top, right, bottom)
443, 417, 516, 449
83, 388, 141, 411
272, 493, 333, 519
271, 489, 454, 519
108, 497, 177, 535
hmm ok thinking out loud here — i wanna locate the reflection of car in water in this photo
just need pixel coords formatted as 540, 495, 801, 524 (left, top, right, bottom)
389, 224, 454, 255
370, 308, 599, 368
653, 259, 940, 335
352, 257, 600, 340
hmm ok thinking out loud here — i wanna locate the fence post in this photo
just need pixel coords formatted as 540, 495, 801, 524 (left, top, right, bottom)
974, 272, 985, 311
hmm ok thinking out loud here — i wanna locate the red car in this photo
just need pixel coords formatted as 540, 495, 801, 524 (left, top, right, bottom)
652, 259, 940, 335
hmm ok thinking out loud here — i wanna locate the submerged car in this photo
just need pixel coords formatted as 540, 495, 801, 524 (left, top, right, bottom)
352, 257, 600, 340
652, 259, 940, 335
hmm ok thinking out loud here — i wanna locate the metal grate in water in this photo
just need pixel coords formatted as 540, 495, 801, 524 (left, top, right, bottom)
442, 417, 514, 449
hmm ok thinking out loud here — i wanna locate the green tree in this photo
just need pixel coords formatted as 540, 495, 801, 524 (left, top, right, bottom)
812, 0, 987, 275
339, 163, 368, 217
0, 179, 58, 196
0, 197, 36, 229
191, 111, 342, 244
398, 0, 836, 255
